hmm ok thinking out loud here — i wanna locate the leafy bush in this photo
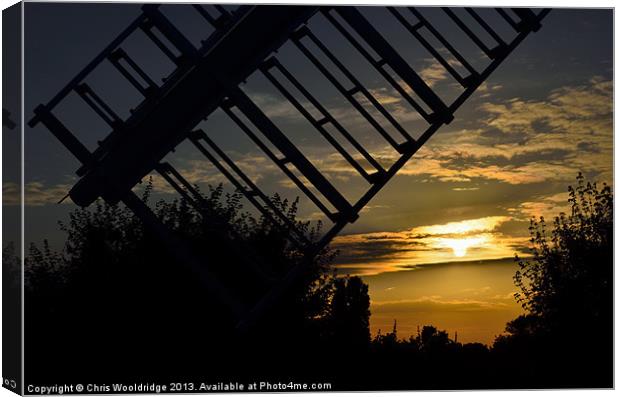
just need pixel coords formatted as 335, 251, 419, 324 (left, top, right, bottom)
513, 173, 612, 332
24, 181, 371, 381
495, 173, 613, 387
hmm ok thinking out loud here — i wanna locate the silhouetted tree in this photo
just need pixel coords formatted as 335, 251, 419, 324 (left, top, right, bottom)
418, 325, 452, 354
514, 173, 612, 331
327, 275, 371, 350
494, 173, 613, 387
3, 242, 20, 290
370, 320, 404, 356
23, 181, 366, 384
24, 173, 612, 389
2, 242, 21, 384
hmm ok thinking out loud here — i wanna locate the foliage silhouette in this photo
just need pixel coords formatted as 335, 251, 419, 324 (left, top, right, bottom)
325, 275, 371, 351
494, 173, 613, 387
21, 174, 613, 389
23, 181, 383, 386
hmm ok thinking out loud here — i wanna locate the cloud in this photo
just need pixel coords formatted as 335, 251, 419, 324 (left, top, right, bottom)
460, 286, 492, 295
146, 155, 278, 196
248, 92, 315, 120
132, 77, 610, 245
480, 76, 612, 136
452, 187, 480, 191
418, 60, 450, 88
207, 77, 611, 194
516, 191, 571, 220
371, 295, 510, 314
410, 216, 510, 236
198, 74, 611, 199
360, 204, 391, 213
361, 87, 425, 125
3, 181, 73, 206
476, 82, 503, 98
332, 216, 526, 276
396, 77, 612, 185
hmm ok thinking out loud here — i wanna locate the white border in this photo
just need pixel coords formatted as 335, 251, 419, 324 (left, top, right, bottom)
0, 1, 616, 397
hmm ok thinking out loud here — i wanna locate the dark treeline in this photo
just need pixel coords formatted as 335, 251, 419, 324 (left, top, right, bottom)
14, 174, 612, 389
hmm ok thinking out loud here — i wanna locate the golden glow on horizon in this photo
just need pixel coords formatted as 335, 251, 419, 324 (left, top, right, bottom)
413, 218, 500, 258
333, 216, 525, 276
441, 236, 488, 257
365, 258, 525, 345
410, 216, 510, 236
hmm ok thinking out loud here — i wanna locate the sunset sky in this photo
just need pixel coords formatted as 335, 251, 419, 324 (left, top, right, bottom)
9, 4, 613, 345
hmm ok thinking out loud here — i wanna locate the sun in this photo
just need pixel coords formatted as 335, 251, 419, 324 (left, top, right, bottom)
446, 239, 470, 257
442, 237, 487, 258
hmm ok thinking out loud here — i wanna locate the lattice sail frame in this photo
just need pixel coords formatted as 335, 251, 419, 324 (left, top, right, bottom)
29, 4, 550, 327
